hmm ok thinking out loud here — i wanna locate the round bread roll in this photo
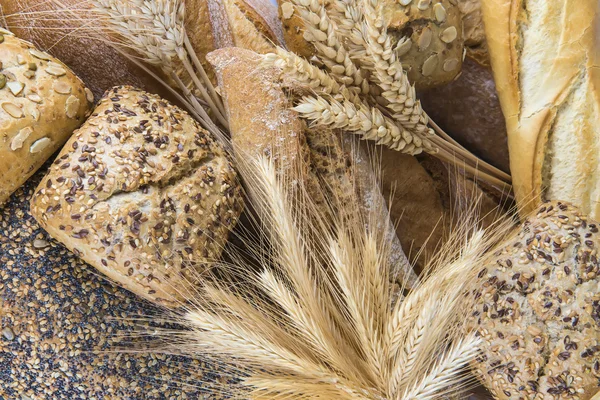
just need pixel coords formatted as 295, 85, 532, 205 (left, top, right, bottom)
383, 0, 464, 89
30, 86, 244, 307
0, 30, 92, 207
471, 201, 600, 399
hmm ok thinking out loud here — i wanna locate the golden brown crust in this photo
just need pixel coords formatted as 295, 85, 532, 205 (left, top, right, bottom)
0, 32, 92, 206
208, 47, 418, 285
29, 86, 243, 307
279, 0, 322, 58
482, 0, 600, 219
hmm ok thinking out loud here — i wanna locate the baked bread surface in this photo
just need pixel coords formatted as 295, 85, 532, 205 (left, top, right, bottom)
0, 31, 92, 206
30, 86, 243, 306
481, 0, 600, 219
471, 201, 600, 399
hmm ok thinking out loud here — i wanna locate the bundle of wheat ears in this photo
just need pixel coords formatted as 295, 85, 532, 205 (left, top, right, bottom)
11, 0, 518, 397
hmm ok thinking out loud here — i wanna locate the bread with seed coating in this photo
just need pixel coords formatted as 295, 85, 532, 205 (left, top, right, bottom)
0, 31, 92, 207
470, 201, 600, 400
30, 86, 244, 307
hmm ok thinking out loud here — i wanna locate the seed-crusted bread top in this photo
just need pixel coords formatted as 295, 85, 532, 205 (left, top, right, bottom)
0, 30, 92, 206
30, 86, 244, 307
471, 201, 600, 400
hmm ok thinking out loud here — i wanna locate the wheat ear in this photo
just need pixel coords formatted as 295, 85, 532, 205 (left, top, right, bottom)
287, 0, 369, 94
399, 334, 482, 400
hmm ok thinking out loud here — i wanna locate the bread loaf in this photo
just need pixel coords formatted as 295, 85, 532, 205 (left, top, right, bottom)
207, 47, 418, 286
470, 201, 600, 400
30, 86, 243, 306
481, 0, 600, 219
0, 31, 92, 207
0, 174, 221, 399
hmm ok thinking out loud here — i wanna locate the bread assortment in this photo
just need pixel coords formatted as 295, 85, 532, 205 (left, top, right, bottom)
0, 30, 92, 207
471, 201, 600, 399
3, 0, 600, 398
29, 86, 243, 306
481, 0, 600, 219
4, 0, 284, 96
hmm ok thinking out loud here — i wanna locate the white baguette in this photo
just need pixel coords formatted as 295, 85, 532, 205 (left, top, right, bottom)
481, 0, 600, 218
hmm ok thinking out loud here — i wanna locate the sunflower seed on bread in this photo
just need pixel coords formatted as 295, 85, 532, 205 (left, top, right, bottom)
30, 86, 244, 307
470, 201, 600, 399
0, 31, 92, 207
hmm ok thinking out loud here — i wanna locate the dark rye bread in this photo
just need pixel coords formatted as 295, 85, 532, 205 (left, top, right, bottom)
29, 86, 244, 307
470, 201, 600, 399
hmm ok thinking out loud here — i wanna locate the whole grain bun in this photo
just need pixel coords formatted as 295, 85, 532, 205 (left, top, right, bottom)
470, 201, 600, 400
207, 47, 418, 286
29, 86, 244, 306
3, 0, 284, 96
0, 173, 223, 399
481, 0, 600, 219
0, 31, 92, 207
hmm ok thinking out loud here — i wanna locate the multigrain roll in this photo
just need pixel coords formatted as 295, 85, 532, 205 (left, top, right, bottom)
0, 174, 222, 399
0, 30, 92, 207
30, 86, 243, 306
471, 201, 600, 399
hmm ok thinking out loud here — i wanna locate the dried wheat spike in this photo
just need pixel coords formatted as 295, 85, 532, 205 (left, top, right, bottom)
287, 0, 369, 94
328, 0, 369, 62
360, 0, 431, 135
294, 95, 435, 154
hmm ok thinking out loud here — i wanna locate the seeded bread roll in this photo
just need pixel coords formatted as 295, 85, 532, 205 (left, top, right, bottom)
0, 30, 92, 207
29, 86, 243, 307
279, 0, 464, 89
383, 0, 464, 89
481, 0, 600, 219
470, 201, 600, 400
